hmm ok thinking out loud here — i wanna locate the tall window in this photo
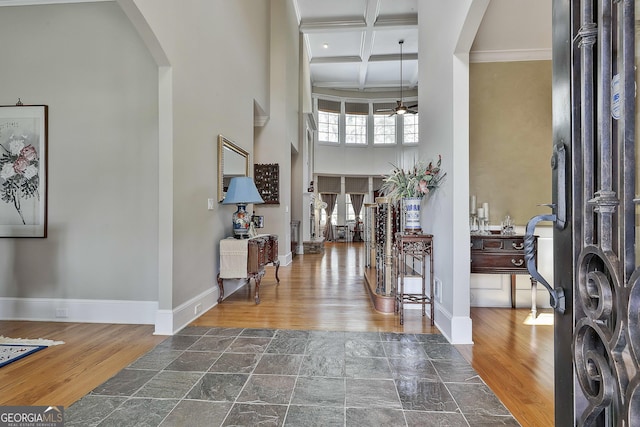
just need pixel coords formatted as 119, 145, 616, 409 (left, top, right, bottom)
345, 195, 356, 222
373, 102, 396, 145
403, 113, 419, 143
319, 203, 337, 227
317, 99, 340, 143
345, 102, 368, 145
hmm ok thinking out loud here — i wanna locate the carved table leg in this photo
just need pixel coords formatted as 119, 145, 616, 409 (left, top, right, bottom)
274, 260, 280, 283
254, 272, 265, 304
510, 274, 517, 309
217, 273, 224, 303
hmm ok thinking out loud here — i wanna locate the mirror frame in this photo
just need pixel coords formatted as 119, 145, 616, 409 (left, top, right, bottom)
218, 135, 250, 202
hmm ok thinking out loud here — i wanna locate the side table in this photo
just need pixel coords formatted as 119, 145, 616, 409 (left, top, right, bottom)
394, 233, 434, 325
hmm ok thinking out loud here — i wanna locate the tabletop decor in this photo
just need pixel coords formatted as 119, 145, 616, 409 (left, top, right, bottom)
222, 177, 264, 238
380, 155, 446, 233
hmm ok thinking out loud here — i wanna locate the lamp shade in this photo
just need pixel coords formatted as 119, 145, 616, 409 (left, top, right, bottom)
222, 177, 265, 205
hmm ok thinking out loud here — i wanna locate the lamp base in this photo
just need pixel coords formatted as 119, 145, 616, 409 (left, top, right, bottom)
232, 203, 251, 239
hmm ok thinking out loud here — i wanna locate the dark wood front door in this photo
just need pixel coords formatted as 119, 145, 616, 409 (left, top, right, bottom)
553, 1, 639, 425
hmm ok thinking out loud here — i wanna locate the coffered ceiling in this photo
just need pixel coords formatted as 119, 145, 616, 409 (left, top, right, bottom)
0, 0, 552, 94
293, 0, 552, 93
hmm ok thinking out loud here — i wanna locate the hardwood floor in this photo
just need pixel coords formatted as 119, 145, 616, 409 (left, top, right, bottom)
457, 307, 555, 427
0, 242, 553, 426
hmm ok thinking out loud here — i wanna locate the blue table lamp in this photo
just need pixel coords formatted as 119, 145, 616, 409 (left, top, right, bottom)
222, 177, 264, 238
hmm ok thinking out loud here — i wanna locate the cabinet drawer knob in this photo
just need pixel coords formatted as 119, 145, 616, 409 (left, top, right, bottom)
511, 258, 524, 266
512, 242, 524, 250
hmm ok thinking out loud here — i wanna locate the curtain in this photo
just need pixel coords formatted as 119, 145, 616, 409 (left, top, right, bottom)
349, 193, 365, 219
321, 193, 337, 241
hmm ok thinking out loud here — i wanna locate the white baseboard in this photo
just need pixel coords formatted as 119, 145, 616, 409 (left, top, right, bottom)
0, 297, 158, 325
279, 252, 292, 266
0, 287, 220, 337
154, 287, 219, 335
433, 303, 473, 345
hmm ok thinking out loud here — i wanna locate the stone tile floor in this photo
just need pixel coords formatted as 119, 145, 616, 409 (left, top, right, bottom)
66, 327, 519, 426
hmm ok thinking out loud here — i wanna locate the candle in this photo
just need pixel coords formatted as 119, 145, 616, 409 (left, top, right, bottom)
471, 195, 476, 214
477, 207, 484, 219
483, 202, 489, 221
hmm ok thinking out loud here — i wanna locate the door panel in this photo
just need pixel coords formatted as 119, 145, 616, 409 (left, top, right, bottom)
556, 0, 640, 425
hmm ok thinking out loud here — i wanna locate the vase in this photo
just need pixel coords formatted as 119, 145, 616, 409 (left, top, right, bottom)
402, 197, 422, 234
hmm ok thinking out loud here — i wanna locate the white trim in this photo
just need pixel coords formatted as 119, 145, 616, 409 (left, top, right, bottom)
0, 297, 157, 324
279, 252, 293, 267
160, 287, 219, 335
0, 0, 106, 5
470, 48, 552, 63
154, 309, 174, 336
433, 302, 473, 344
449, 315, 473, 344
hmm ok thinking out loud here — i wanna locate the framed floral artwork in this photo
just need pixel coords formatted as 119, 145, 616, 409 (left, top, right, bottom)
0, 105, 48, 237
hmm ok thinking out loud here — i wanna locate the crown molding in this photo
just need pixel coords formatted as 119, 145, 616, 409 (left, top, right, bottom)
470, 48, 552, 63
0, 0, 106, 5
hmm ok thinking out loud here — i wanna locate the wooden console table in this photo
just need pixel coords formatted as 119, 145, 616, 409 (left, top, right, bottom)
470, 233, 538, 315
394, 233, 434, 325
217, 234, 280, 304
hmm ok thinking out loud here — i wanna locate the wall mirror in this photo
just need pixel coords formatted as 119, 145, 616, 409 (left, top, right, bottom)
218, 135, 249, 202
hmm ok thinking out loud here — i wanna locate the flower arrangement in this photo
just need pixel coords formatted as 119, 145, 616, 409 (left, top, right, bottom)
380, 155, 446, 202
0, 135, 40, 224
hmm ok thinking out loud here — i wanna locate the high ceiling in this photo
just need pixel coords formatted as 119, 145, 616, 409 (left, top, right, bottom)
293, 0, 552, 93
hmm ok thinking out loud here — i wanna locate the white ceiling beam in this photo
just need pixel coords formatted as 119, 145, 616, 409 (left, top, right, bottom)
299, 19, 366, 33
374, 15, 418, 28
310, 56, 363, 65
368, 53, 418, 62
358, 0, 381, 91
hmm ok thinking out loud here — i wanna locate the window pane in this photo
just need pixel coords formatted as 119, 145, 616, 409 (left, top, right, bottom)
403, 114, 419, 144
318, 111, 340, 143
345, 113, 367, 144
346, 195, 356, 221
373, 115, 396, 144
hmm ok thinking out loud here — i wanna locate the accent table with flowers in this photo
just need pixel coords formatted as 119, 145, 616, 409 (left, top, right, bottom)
393, 232, 434, 325
380, 156, 446, 233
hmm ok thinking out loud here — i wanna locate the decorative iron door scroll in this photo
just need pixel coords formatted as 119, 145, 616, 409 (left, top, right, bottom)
567, 0, 639, 425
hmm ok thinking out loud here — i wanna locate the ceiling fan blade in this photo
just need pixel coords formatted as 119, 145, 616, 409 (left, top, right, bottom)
388, 112, 397, 117
376, 108, 393, 112
407, 104, 418, 109
408, 110, 418, 114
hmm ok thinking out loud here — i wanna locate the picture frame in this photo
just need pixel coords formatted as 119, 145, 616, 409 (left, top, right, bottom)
0, 105, 48, 237
252, 215, 264, 229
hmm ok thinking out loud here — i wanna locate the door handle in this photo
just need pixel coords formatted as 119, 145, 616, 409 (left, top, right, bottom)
524, 214, 565, 313
522, 143, 568, 314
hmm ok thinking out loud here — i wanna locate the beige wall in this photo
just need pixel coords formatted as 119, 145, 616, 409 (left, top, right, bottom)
0, 2, 159, 305
470, 60, 552, 226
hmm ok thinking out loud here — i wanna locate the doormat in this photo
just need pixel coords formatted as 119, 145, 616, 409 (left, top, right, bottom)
0, 344, 47, 368
0, 336, 65, 346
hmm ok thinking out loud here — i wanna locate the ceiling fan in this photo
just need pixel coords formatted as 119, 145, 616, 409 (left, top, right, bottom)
376, 40, 418, 116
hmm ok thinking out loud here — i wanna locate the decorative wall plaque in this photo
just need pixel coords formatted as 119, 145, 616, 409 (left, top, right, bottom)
254, 163, 279, 204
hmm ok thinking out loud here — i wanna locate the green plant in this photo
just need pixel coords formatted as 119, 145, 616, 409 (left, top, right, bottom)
380, 155, 446, 202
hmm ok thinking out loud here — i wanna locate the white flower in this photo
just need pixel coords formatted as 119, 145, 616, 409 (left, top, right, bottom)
23, 164, 38, 180
1, 163, 16, 180
9, 138, 25, 156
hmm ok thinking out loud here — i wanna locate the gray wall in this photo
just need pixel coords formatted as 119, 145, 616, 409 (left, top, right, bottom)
0, 3, 159, 302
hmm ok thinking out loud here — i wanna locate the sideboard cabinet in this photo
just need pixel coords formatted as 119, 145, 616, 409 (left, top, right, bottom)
470, 233, 538, 314
218, 234, 280, 304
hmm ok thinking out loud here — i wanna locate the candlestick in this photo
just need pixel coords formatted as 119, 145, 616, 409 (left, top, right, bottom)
477, 207, 484, 219
482, 202, 489, 221
471, 195, 476, 214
